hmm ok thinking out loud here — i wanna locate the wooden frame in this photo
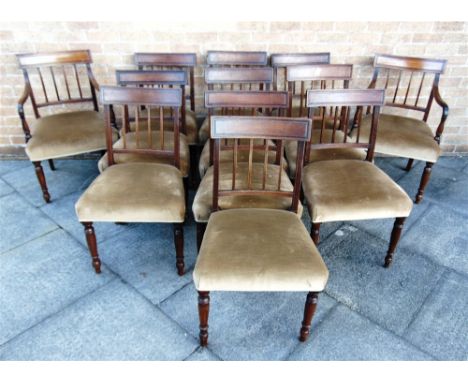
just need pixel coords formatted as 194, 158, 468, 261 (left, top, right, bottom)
270, 52, 331, 90
362, 53, 449, 203
82, 85, 185, 276
134, 53, 196, 112
16, 50, 101, 203
206, 50, 268, 67
286, 64, 353, 118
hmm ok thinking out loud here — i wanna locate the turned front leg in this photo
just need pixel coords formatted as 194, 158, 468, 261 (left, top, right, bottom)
33, 161, 50, 203
300, 292, 319, 342
198, 291, 210, 346
385, 217, 406, 268
82, 222, 101, 274
416, 162, 434, 204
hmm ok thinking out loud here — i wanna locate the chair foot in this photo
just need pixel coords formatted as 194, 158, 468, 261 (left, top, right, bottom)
415, 162, 433, 204
33, 161, 51, 203
198, 291, 210, 346
173, 223, 184, 276
196, 222, 207, 253
405, 158, 414, 172
311, 223, 321, 245
300, 292, 319, 342
82, 222, 101, 274
384, 217, 406, 268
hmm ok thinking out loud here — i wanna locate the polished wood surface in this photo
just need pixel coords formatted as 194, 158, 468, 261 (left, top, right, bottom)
206, 50, 268, 66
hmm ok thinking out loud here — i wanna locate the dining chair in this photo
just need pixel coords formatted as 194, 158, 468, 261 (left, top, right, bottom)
75, 86, 186, 276
270, 52, 331, 91
193, 90, 294, 250
302, 88, 413, 267
134, 53, 197, 143
16, 50, 116, 203
284, 64, 367, 177
198, 66, 274, 144
206, 50, 268, 67
97, 70, 191, 199
193, 115, 329, 346
351, 54, 449, 203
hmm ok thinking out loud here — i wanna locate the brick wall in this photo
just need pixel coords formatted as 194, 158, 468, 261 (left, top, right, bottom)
1, 21, 467, 156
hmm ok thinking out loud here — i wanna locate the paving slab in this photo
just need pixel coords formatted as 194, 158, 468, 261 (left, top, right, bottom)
99, 223, 197, 304
289, 304, 433, 360
404, 271, 468, 360
0, 229, 115, 345
402, 204, 468, 275
319, 228, 444, 336
2, 159, 99, 207
0, 160, 30, 176
0, 280, 198, 360
185, 347, 222, 361
0, 178, 14, 197
0, 193, 58, 254
160, 283, 337, 361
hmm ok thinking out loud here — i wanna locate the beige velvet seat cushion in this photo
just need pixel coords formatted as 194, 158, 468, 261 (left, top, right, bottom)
76, 163, 185, 223
198, 110, 263, 144
193, 162, 302, 223
285, 129, 366, 176
97, 131, 190, 177
198, 138, 284, 178
351, 113, 440, 163
303, 159, 412, 223
26, 111, 115, 161
193, 208, 329, 292
124, 110, 197, 145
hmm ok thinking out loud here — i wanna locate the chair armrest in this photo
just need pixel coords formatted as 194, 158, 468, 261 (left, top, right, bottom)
433, 86, 449, 144
88, 70, 100, 92
17, 86, 32, 142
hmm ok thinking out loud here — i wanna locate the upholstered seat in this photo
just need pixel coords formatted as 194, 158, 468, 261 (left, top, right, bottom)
198, 110, 262, 144
351, 114, 441, 163
75, 162, 185, 223
26, 111, 114, 161
303, 159, 412, 223
197, 138, 282, 177
97, 131, 190, 177
124, 110, 197, 145
285, 129, 366, 176
193, 162, 302, 223
193, 208, 328, 292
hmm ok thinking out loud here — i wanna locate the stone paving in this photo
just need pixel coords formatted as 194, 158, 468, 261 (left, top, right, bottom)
0, 156, 467, 360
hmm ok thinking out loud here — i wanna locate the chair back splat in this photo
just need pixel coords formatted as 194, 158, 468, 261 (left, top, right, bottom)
368, 54, 447, 122
210, 116, 311, 214
16, 50, 100, 117
206, 50, 268, 67
134, 53, 196, 112
305, 89, 385, 163
286, 64, 353, 117
100, 86, 182, 169
270, 53, 331, 91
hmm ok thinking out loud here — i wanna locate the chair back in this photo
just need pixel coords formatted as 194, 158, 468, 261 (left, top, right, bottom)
206, 50, 268, 67
17, 50, 99, 117
134, 53, 196, 112
305, 88, 385, 163
286, 64, 353, 117
100, 86, 182, 169
270, 53, 331, 91
116, 70, 187, 134
211, 116, 311, 214
369, 54, 447, 121
205, 67, 273, 91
